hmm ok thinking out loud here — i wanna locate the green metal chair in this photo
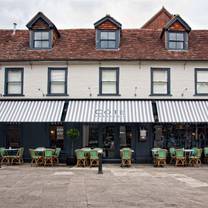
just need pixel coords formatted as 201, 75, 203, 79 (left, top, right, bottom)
53, 148, 61, 165
175, 149, 185, 166
151, 148, 160, 166
120, 148, 132, 167
11, 147, 24, 165
44, 149, 54, 166
1, 148, 10, 165
155, 149, 167, 167
29, 149, 44, 166
189, 148, 202, 167
169, 147, 176, 164
75, 149, 87, 167
0, 148, 5, 166
89, 150, 99, 167
204, 147, 208, 163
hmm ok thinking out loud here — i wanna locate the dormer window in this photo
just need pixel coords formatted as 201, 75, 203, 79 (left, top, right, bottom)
33, 31, 50, 49
94, 15, 122, 50
100, 31, 116, 49
26, 12, 60, 50
168, 31, 186, 50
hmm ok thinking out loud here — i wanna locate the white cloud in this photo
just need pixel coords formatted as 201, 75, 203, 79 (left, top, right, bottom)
0, 0, 207, 29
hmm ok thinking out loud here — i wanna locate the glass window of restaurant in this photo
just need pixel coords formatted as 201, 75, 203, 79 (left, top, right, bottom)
154, 124, 208, 149
6, 125, 21, 148
49, 125, 64, 149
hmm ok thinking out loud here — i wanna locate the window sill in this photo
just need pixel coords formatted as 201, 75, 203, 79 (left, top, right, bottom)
98, 94, 121, 96
96, 48, 120, 51
3, 94, 25, 97
193, 94, 208, 96
46, 94, 69, 97
149, 94, 172, 97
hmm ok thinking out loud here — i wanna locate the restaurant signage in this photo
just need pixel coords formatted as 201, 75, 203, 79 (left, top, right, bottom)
94, 109, 126, 118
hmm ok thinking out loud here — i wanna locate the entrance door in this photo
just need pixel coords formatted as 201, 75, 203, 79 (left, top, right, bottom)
6, 125, 21, 148
119, 126, 133, 149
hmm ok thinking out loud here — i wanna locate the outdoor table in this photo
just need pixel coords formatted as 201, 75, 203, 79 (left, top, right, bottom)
81, 148, 92, 166
4, 148, 19, 165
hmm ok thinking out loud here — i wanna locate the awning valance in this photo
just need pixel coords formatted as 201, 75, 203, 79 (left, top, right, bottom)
65, 100, 154, 123
0, 101, 64, 122
156, 101, 208, 123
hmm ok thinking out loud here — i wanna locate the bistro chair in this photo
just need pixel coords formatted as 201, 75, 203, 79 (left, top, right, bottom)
1, 149, 11, 165
53, 148, 61, 165
189, 148, 202, 167
44, 149, 54, 166
0, 147, 5, 166
203, 147, 208, 163
11, 147, 24, 165
155, 149, 167, 167
89, 149, 99, 167
151, 148, 160, 166
169, 147, 176, 164
175, 149, 186, 167
29, 149, 44, 166
120, 148, 132, 167
75, 149, 86, 167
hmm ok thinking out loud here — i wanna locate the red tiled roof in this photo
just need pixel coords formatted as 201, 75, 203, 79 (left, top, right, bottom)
1, 29, 208, 61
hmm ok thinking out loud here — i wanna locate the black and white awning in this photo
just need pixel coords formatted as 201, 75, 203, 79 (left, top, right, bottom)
65, 100, 154, 123
156, 101, 208, 123
0, 101, 65, 122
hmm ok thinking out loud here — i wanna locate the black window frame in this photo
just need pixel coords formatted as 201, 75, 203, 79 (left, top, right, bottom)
195, 68, 208, 96
32, 30, 51, 49
96, 30, 120, 49
4, 68, 24, 96
47, 67, 68, 96
151, 68, 171, 96
167, 31, 186, 50
99, 67, 120, 96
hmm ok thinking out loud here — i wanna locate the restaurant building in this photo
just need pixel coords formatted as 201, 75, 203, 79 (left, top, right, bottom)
0, 7, 208, 163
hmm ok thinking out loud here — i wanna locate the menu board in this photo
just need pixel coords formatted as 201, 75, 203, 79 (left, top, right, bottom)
57, 126, 64, 140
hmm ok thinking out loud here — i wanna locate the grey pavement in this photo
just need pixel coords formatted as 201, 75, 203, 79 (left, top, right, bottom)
0, 164, 208, 208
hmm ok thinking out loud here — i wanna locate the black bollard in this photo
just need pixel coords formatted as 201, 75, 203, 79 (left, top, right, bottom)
98, 152, 103, 174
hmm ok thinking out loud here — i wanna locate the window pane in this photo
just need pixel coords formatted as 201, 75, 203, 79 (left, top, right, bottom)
41, 41, 50, 48
108, 32, 115, 39
51, 83, 65, 94
197, 71, 208, 82
153, 83, 167, 94
101, 32, 108, 39
108, 41, 116, 48
41, 32, 49, 39
169, 32, 177, 41
153, 70, 167, 82
169, 41, 176, 49
102, 70, 117, 81
176, 33, 184, 41
102, 82, 116, 94
197, 83, 208, 94
101, 40, 108, 48
176, 42, 184, 49
8, 83, 21, 94
8, 71, 21, 82
34, 41, 42, 48
34, 32, 42, 40
51, 70, 65, 81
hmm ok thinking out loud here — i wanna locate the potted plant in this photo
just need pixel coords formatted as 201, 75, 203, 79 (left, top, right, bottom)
66, 128, 80, 165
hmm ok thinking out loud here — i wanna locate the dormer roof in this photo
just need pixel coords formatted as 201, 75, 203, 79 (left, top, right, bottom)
26, 12, 60, 37
94, 15, 122, 29
164, 15, 191, 32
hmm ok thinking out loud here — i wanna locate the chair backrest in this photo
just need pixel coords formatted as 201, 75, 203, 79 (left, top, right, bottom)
75, 149, 85, 160
89, 150, 99, 159
29, 149, 36, 158
175, 149, 184, 158
55, 148, 61, 157
192, 147, 198, 156
195, 148, 202, 158
121, 148, 132, 160
0, 147, 5, 157
157, 149, 167, 159
45, 149, 53, 157
17, 147, 24, 157
169, 147, 176, 157
151, 148, 160, 157
204, 147, 208, 157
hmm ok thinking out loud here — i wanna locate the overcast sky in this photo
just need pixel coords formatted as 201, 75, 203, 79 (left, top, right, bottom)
0, 0, 208, 30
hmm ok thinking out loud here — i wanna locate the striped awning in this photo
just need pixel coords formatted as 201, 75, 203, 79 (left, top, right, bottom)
65, 100, 154, 123
0, 101, 64, 122
156, 101, 208, 123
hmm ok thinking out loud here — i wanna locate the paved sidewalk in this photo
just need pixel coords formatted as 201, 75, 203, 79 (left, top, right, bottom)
0, 164, 208, 208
